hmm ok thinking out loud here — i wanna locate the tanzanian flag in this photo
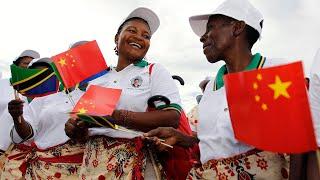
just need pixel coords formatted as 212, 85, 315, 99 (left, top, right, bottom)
10, 64, 59, 98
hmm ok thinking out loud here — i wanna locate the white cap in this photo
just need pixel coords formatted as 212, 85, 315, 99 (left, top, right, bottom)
28, 57, 52, 68
69, 40, 89, 49
189, 0, 263, 37
119, 7, 160, 35
15, 50, 40, 61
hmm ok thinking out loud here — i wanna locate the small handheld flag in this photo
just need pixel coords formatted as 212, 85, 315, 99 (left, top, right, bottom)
51, 40, 108, 88
224, 61, 317, 153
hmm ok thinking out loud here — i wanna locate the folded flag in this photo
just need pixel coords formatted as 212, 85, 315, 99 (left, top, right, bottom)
10, 64, 58, 97
77, 114, 118, 129
51, 40, 108, 89
224, 61, 317, 153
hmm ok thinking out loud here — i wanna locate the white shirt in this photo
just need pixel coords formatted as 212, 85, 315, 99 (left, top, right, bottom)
88, 63, 182, 138
0, 79, 25, 151
0, 79, 13, 116
309, 49, 320, 147
10, 89, 84, 149
198, 58, 290, 164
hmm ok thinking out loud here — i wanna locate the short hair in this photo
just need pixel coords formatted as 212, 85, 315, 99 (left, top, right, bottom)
116, 17, 150, 35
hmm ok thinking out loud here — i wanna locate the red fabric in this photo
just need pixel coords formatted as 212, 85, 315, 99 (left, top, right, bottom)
147, 64, 196, 179
51, 40, 108, 88
224, 61, 317, 153
165, 111, 198, 180
9, 142, 83, 176
72, 85, 122, 116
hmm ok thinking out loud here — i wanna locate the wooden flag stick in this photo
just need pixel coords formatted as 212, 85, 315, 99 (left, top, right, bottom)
116, 126, 172, 148
65, 88, 76, 107
13, 89, 22, 123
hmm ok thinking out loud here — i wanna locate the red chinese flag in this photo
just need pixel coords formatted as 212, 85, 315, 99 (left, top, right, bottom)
51, 40, 108, 88
224, 61, 317, 153
72, 85, 122, 116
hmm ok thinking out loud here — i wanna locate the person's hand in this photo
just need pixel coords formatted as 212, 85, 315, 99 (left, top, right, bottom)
65, 118, 89, 143
8, 99, 24, 121
143, 127, 186, 151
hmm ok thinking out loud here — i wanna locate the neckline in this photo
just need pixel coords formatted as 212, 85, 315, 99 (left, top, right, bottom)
213, 53, 265, 91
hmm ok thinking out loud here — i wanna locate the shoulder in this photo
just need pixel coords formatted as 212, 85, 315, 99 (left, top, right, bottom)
148, 63, 171, 75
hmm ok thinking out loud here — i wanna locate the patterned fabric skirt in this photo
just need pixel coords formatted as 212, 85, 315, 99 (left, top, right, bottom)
187, 149, 289, 180
79, 135, 165, 180
0, 144, 14, 178
0, 153, 5, 177
1, 140, 84, 180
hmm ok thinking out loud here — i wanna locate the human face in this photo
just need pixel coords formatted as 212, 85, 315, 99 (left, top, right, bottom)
200, 15, 236, 63
115, 19, 151, 62
18, 56, 33, 68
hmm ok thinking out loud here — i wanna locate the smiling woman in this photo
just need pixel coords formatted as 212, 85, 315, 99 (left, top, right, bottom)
64, 7, 191, 179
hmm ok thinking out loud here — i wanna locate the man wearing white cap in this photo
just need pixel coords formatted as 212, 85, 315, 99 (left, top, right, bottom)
145, 0, 291, 179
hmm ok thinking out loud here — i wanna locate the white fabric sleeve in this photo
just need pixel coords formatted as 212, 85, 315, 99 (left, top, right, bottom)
309, 74, 320, 147
309, 49, 320, 147
150, 63, 182, 109
0, 109, 14, 150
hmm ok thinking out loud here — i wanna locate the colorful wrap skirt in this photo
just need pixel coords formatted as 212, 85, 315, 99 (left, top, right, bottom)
1, 140, 84, 180
0, 152, 6, 177
187, 149, 289, 180
79, 135, 165, 180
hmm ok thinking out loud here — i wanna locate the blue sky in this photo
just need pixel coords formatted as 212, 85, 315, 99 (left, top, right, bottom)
0, 0, 319, 111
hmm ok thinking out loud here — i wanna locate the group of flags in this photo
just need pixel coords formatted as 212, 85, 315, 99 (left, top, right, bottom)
8, 40, 318, 154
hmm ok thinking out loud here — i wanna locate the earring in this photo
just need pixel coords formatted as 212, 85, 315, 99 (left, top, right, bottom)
114, 46, 119, 55
114, 41, 119, 55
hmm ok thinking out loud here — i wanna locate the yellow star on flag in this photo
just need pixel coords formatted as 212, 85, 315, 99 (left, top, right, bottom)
58, 58, 67, 66
268, 75, 292, 99
78, 107, 87, 114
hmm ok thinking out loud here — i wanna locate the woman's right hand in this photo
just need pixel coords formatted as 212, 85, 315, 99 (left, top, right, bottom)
8, 99, 24, 121
65, 118, 89, 143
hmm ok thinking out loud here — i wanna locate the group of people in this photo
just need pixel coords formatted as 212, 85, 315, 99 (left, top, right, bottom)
0, 0, 319, 179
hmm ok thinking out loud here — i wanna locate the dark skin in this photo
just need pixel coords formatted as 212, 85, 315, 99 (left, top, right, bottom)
65, 18, 180, 142
8, 99, 32, 140
17, 56, 33, 68
144, 15, 253, 150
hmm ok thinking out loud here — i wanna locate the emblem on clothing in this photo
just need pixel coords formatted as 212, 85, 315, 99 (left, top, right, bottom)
130, 76, 143, 88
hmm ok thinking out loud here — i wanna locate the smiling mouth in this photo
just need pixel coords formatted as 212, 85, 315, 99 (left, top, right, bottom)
129, 42, 142, 49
